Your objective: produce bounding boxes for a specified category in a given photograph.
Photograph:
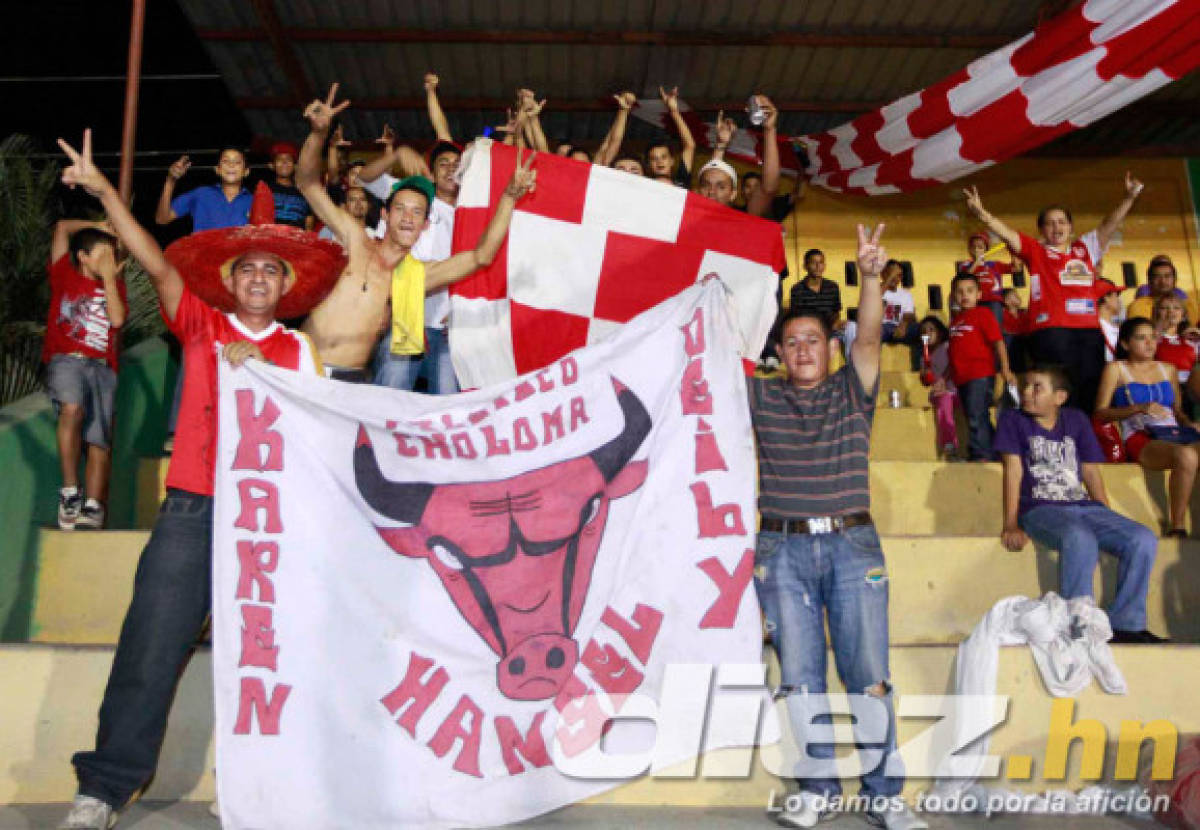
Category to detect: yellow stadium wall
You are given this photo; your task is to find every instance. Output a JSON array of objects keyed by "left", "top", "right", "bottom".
[{"left": 764, "top": 157, "right": 1200, "bottom": 322}]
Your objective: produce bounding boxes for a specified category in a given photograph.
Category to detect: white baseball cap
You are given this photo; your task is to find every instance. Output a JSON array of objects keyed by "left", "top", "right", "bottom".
[{"left": 698, "top": 158, "right": 737, "bottom": 189}]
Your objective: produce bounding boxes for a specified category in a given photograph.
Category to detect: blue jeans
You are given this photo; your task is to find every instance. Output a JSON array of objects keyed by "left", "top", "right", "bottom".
[
  {"left": 72, "top": 489, "right": 213, "bottom": 808},
  {"left": 753, "top": 526, "right": 902, "bottom": 798},
  {"left": 959, "top": 376, "right": 994, "bottom": 460},
  {"left": 1019, "top": 503, "right": 1156, "bottom": 631},
  {"left": 372, "top": 326, "right": 459, "bottom": 394}
]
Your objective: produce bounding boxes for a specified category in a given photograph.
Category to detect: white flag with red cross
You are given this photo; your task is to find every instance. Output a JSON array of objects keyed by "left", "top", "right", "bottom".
[{"left": 448, "top": 138, "right": 785, "bottom": 389}]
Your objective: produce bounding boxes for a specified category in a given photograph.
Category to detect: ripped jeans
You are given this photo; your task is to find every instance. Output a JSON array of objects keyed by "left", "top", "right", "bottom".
[{"left": 754, "top": 525, "right": 903, "bottom": 798}]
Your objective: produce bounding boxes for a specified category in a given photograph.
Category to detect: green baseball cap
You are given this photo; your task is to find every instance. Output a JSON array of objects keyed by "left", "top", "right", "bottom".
[{"left": 387, "top": 175, "right": 435, "bottom": 212}]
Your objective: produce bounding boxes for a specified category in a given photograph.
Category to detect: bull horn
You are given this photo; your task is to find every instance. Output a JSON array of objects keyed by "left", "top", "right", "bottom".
[
  {"left": 589, "top": 379, "right": 652, "bottom": 482},
  {"left": 353, "top": 425, "right": 434, "bottom": 524}
]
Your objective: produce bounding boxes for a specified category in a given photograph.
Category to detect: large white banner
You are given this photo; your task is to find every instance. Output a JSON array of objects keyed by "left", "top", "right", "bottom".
[{"left": 211, "top": 281, "right": 764, "bottom": 828}]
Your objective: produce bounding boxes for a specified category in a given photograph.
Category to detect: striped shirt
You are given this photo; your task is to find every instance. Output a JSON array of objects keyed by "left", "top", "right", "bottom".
[
  {"left": 788, "top": 278, "right": 842, "bottom": 324},
  {"left": 748, "top": 364, "right": 878, "bottom": 518}
]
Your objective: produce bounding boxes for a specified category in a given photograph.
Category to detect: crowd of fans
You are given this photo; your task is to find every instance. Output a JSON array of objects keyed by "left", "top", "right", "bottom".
[{"left": 38, "top": 73, "right": 1191, "bottom": 830}]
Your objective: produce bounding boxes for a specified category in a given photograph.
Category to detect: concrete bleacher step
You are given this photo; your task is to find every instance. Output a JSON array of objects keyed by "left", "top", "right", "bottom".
[
  {"left": 4, "top": 642, "right": 1196, "bottom": 805},
  {"left": 137, "top": 447, "right": 1199, "bottom": 525},
  {"left": 31, "top": 530, "right": 1200, "bottom": 646}
]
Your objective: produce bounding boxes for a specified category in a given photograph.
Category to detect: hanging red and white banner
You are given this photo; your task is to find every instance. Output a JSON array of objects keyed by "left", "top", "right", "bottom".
[
  {"left": 211, "top": 282, "right": 764, "bottom": 829},
  {"left": 798, "top": 0, "right": 1200, "bottom": 195},
  {"left": 448, "top": 138, "right": 784, "bottom": 390}
]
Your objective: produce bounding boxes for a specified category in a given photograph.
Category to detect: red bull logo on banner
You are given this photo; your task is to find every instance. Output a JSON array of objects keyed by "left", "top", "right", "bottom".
[{"left": 353, "top": 379, "right": 652, "bottom": 701}]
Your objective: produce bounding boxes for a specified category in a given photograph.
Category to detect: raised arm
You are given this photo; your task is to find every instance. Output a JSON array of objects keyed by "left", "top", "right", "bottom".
[
  {"left": 58, "top": 130, "right": 184, "bottom": 320},
  {"left": 745, "top": 94, "right": 780, "bottom": 218},
  {"left": 660, "top": 86, "right": 695, "bottom": 173},
  {"left": 963, "top": 186, "right": 1020, "bottom": 253},
  {"left": 850, "top": 223, "right": 887, "bottom": 392},
  {"left": 1096, "top": 172, "right": 1144, "bottom": 251},
  {"left": 357, "top": 125, "right": 431, "bottom": 187},
  {"left": 517, "top": 89, "right": 549, "bottom": 153},
  {"left": 424, "top": 73, "right": 453, "bottom": 142},
  {"left": 51, "top": 217, "right": 111, "bottom": 262},
  {"left": 324, "top": 124, "right": 351, "bottom": 186},
  {"left": 710, "top": 111, "right": 735, "bottom": 162},
  {"left": 594, "top": 92, "right": 634, "bottom": 167},
  {"left": 154, "top": 155, "right": 189, "bottom": 225},
  {"left": 298, "top": 84, "right": 362, "bottom": 245},
  {"left": 424, "top": 148, "right": 537, "bottom": 292}
]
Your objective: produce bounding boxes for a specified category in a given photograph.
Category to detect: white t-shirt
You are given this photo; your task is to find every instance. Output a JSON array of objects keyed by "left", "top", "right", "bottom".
[
  {"left": 363, "top": 172, "right": 455, "bottom": 329},
  {"left": 882, "top": 288, "right": 915, "bottom": 326}
]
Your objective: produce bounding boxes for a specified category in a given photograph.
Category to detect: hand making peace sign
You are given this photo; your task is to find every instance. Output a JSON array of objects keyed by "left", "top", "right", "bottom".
[
  {"left": 304, "top": 83, "right": 351, "bottom": 133},
  {"left": 504, "top": 145, "right": 538, "bottom": 200},
  {"left": 57, "top": 129, "right": 112, "bottom": 198},
  {"left": 856, "top": 222, "right": 888, "bottom": 278}
]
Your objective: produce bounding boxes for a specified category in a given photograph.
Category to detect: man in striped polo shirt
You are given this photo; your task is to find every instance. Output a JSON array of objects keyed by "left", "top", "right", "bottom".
[{"left": 751, "top": 225, "right": 926, "bottom": 830}]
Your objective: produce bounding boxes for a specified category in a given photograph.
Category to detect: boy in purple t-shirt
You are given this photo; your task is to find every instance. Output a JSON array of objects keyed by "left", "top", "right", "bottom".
[{"left": 994, "top": 364, "right": 1165, "bottom": 643}]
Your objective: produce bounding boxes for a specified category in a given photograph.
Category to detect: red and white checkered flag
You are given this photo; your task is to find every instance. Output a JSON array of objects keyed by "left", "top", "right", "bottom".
[
  {"left": 798, "top": 0, "right": 1200, "bottom": 195},
  {"left": 449, "top": 139, "right": 785, "bottom": 388}
]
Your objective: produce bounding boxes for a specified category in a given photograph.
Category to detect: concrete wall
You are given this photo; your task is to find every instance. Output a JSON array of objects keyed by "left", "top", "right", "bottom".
[{"left": 0, "top": 338, "right": 175, "bottom": 640}]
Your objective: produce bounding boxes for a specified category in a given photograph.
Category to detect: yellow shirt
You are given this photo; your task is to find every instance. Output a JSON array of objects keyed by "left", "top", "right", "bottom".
[{"left": 390, "top": 256, "right": 426, "bottom": 355}]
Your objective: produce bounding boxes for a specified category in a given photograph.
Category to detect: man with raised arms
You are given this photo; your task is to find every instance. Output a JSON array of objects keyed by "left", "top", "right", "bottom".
[{"left": 297, "top": 84, "right": 537, "bottom": 381}]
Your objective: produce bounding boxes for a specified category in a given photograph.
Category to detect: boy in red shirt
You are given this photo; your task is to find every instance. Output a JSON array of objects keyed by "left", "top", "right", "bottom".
[
  {"left": 54, "top": 129, "right": 346, "bottom": 830},
  {"left": 950, "top": 273, "right": 1017, "bottom": 461},
  {"left": 44, "top": 219, "right": 127, "bottom": 529}
]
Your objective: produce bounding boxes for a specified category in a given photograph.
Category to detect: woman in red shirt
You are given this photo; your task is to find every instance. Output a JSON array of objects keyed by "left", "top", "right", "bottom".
[
  {"left": 1153, "top": 294, "right": 1199, "bottom": 381},
  {"left": 963, "top": 173, "right": 1145, "bottom": 413}
]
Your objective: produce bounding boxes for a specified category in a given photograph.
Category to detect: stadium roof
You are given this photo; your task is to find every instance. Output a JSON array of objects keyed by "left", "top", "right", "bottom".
[{"left": 179, "top": 0, "right": 1200, "bottom": 156}]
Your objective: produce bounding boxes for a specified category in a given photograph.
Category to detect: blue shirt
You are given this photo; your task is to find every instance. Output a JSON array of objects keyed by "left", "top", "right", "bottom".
[
  {"left": 171, "top": 184, "right": 251, "bottom": 231},
  {"left": 267, "top": 180, "right": 311, "bottom": 228}
]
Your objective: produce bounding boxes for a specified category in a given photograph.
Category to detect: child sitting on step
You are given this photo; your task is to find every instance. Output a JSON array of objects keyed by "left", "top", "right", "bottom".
[
  {"left": 995, "top": 364, "right": 1166, "bottom": 644},
  {"left": 918, "top": 315, "right": 958, "bottom": 461}
]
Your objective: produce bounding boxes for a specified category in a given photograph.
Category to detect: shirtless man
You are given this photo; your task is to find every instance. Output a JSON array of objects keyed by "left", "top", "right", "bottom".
[{"left": 297, "top": 84, "right": 536, "bottom": 381}]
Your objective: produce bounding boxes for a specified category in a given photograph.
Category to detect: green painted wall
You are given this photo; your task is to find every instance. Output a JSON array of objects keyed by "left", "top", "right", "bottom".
[{"left": 0, "top": 338, "right": 176, "bottom": 640}]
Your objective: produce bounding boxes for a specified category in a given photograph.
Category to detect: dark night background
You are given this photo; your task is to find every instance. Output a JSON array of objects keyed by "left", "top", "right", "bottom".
[{"left": 3, "top": 0, "right": 252, "bottom": 242}]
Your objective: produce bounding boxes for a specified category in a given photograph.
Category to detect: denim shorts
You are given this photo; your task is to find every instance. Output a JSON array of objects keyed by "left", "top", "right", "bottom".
[{"left": 46, "top": 353, "right": 118, "bottom": 449}]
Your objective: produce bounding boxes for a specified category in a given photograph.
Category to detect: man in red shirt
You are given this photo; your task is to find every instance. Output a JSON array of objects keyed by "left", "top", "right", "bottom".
[
  {"left": 43, "top": 219, "right": 127, "bottom": 529},
  {"left": 949, "top": 273, "right": 1016, "bottom": 461},
  {"left": 53, "top": 130, "right": 343, "bottom": 830},
  {"left": 963, "top": 173, "right": 1144, "bottom": 412}
]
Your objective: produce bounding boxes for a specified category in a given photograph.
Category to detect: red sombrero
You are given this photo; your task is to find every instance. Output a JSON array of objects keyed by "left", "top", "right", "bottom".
[{"left": 164, "top": 181, "right": 346, "bottom": 319}]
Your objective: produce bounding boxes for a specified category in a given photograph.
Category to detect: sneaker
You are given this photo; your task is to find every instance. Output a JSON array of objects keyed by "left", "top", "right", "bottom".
[
  {"left": 865, "top": 803, "right": 928, "bottom": 830},
  {"left": 58, "top": 794, "right": 116, "bottom": 829},
  {"left": 75, "top": 499, "right": 106, "bottom": 530},
  {"left": 58, "top": 488, "right": 82, "bottom": 530},
  {"left": 208, "top": 798, "right": 220, "bottom": 818},
  {"left": 773, "top": 790, "right": 833, "bottom": 828}
]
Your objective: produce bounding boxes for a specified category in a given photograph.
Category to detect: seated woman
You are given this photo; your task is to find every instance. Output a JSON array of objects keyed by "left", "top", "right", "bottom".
[
  {"left": 1096, "top": 316, "right": 1200, "bottom": 537},
  {"left": 1153, "top": 294, "right": 1200, "bottom": 380}
]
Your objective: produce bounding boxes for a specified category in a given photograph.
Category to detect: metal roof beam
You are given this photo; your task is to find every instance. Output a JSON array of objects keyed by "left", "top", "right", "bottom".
[
  {"left": 246, "top": 0, "right": 311, "bottom": 105},
  {"left": 197, "top": 28, "right": 1014, "bottom": 49}
]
